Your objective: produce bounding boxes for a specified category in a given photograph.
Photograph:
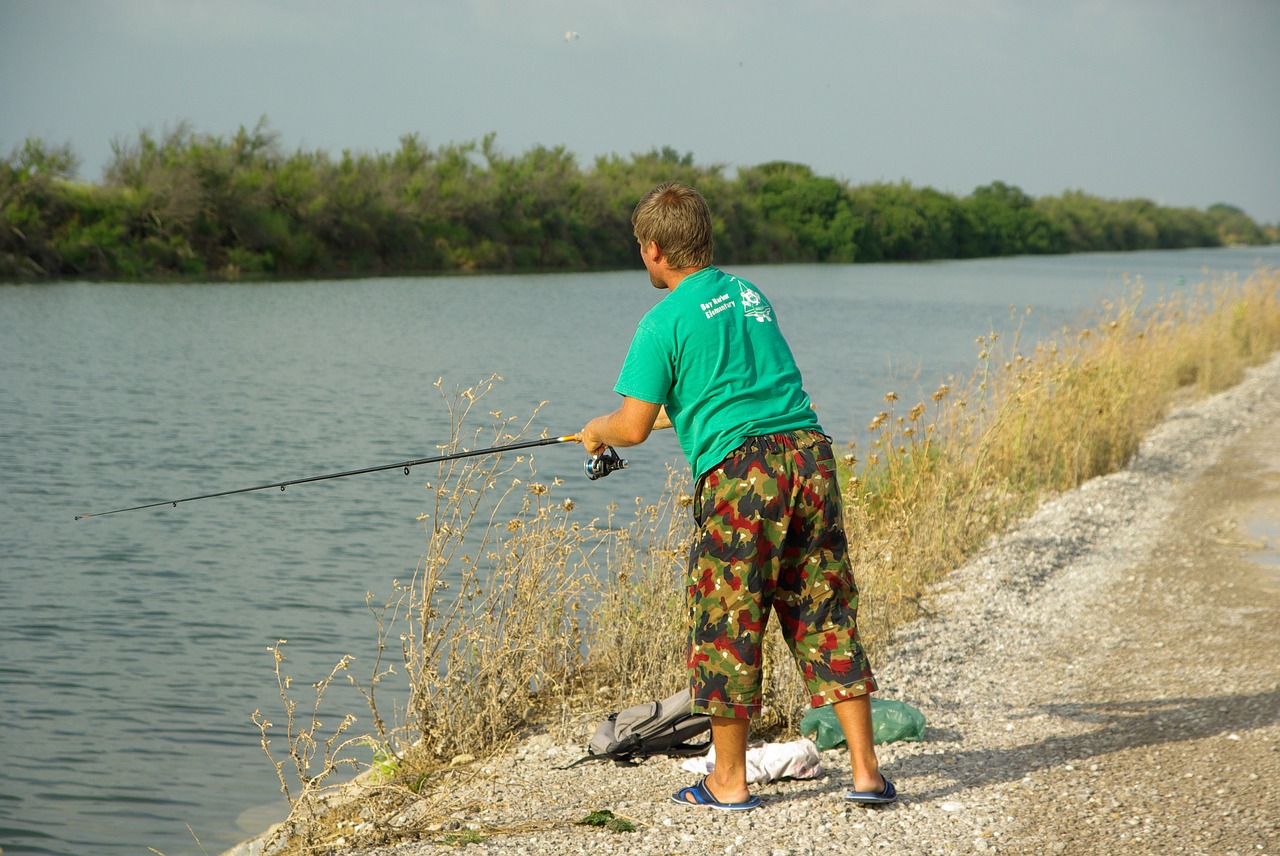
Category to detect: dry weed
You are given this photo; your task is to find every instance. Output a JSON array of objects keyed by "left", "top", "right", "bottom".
[
  {"left": 578, "top": 468, "right": 694, "bottom": 713},
  {"left": 839, "top": 267, "right": 1280, "bottom": 682}
]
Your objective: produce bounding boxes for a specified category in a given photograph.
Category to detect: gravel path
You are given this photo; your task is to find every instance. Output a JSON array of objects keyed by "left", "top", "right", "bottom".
[{"left": 229, "top": 354, "right": 1280, "bottom": 856}]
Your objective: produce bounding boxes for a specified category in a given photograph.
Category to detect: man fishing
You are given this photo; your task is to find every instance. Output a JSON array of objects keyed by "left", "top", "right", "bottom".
[{"left": 579, "top": 181, "right": 894, "bottom": 810}]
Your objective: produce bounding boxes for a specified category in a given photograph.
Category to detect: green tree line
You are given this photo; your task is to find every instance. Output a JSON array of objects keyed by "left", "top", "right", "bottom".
[{"left": 2, "top": 119, "right": 1274, "bottom": 281}]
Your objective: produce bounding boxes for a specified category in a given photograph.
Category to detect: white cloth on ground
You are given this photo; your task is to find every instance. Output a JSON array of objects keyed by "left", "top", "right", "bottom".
[{"left": 680, "top": 738, "right": 824, "bottom": 784}]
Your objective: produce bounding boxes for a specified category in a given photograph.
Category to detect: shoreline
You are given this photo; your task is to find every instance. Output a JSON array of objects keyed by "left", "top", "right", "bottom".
[
  {"left": 227, "top": 353, "right": 1280, "bottom": 855},
  {"left": 7, "top": 243, "right": 1279, "bottom": 288}
]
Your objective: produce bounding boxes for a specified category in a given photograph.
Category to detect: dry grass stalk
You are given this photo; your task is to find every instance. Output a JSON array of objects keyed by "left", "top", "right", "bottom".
[
  {"left": 842, "top": 266, "right": 1280, "bottom": 664},
  {"left": 251, "top": 640, "right": 366, "bottom": 851},
  {"left": 398, "top": 375, "right": 605, "bottom": 762},
  {"left": 578, "top": 468, "right": 695, "bottom": 712}
]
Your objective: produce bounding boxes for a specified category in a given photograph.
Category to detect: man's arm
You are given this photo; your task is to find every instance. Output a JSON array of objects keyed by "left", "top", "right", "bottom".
[{"left": 580, "top": 397, "right": 666, "bottom": 455}]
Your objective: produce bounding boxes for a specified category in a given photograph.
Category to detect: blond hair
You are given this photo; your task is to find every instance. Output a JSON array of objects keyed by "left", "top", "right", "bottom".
[{"left": 631, "top": 181, "right": 714, "bottom": 270}]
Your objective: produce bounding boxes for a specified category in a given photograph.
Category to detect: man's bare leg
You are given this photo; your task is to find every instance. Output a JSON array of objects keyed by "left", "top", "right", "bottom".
[
  {"left": 833, "top": 695, "right": 886, "bottom": 794},
  {"left": 684, "top": 715, "right": 753, "bottom": 804}
]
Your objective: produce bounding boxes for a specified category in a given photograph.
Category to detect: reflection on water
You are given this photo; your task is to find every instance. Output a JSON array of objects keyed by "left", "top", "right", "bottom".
[{"left": 2, "top": 246, "right": 1277, "bottom": 855}]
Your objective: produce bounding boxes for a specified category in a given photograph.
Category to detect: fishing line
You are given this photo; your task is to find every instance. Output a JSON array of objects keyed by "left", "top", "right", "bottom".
[{"left": 75, "top": 435, "right": 626, "bottom": 520}]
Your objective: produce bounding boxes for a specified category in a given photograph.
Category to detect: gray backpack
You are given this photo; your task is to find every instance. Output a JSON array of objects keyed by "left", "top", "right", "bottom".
[{"left": 565, "top": 688, "right": 711, "bottom": 767}]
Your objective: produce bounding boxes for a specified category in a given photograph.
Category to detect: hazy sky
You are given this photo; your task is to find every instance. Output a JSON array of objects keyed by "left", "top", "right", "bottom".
[{"left": 3, "top": 0, "right": 1277, "bottom": 223}]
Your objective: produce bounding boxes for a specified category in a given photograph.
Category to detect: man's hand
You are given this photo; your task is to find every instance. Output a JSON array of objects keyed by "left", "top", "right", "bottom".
[
  {"left": 578, "top": 416, "right": 609, "bottom": 456},
  {"left": 578, "top": 398, "right": 663, "bottom": 455}
]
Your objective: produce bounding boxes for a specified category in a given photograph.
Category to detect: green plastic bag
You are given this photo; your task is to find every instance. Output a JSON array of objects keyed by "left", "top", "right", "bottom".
[{"left": 799, "top": 698, "right": 926, "bottom": 749}]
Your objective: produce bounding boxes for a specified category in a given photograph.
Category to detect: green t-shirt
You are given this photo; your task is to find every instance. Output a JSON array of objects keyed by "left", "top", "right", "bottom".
[{"left": 614, "top": 266, "right": 821, "bottom": 479}]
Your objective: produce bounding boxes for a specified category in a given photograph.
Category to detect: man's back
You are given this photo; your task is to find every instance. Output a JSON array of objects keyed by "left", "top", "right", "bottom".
[{"left": 614, "top": 266, "right": 819, "bottom": 479}]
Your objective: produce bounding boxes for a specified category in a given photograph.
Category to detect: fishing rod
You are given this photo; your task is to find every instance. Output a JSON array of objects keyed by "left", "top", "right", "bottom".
[{"left": 75, "top": 436, "right": 628, "bottom": 520}]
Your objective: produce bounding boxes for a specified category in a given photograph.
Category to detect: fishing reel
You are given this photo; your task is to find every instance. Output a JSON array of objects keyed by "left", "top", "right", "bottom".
[{"left": 585, "top": 446, "right": 628, "bottom": 480}]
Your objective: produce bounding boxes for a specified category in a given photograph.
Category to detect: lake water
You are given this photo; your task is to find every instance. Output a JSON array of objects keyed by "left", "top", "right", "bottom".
[{"left": 2, "top": 246, "right": 1277, "bottom": 855}]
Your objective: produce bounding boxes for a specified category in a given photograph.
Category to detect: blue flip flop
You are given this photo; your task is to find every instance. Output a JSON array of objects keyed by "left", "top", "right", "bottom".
[
  {"left": 671, "top": 776, "right": 762, "bottom": 811},
  {"left": 844, "top": 776, "right": 897, "bottom": 805}
]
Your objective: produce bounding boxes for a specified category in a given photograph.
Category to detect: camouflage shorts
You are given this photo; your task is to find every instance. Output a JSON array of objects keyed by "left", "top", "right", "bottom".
[{"left": 687, "top": 429, "right": 877, "bottom": 719}]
